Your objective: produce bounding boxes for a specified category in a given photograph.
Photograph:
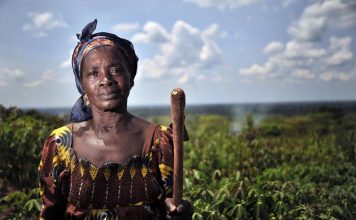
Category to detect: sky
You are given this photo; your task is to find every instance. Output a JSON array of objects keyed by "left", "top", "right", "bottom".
[{"left": 0, "top": 0, "right": 355, "bottom": 108}]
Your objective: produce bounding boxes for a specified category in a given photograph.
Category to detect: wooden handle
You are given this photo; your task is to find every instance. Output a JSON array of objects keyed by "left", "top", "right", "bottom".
[{"left": 170, "top": 88, "right": 185, "bottom": 207}]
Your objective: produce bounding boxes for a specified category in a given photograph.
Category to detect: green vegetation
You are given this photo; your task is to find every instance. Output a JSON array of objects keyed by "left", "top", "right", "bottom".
[
  {"left": 0, "top": 105, "right": 355, "bottom": 219},
  {"left": 0, "top": 105, "right": 66, "bottom": 219}
]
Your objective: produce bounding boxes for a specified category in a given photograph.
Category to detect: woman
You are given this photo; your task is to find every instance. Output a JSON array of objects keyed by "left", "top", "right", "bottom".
[{"left": 39, "top": 19, "right": 192, "bottom": 220}]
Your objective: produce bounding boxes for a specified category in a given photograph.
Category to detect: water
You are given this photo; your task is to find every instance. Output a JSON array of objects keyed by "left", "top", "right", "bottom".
[{"left": 26, "top": 100, "right": 356, "bottom": 118}]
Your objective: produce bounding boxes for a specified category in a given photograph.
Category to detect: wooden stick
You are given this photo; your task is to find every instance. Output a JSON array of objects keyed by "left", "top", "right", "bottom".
[{"left": 170, "top": 88, "right": 185, "bottom": 207}]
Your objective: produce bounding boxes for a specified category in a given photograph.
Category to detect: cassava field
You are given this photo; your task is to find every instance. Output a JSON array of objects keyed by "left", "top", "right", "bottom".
[{"left": 0, "top": 103, "right": 355, "bottom": 219}]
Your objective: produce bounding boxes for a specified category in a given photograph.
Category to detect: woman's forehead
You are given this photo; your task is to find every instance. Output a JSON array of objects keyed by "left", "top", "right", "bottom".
[
  {"left": 83, "top": 46, "right": 126, "bottom": 64},
  {"left": 87, "top": 46, "right": 123, "bottom": 57}
]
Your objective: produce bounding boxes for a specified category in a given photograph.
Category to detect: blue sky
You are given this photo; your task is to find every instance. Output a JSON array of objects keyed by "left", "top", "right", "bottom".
[{"left": 0, "top": 0, "right": 355, "bottom": 108}]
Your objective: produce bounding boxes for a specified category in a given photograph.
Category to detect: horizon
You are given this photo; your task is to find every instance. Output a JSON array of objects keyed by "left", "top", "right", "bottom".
[{"left": 6, "top": 98, "right": 355, "bottom": 110}]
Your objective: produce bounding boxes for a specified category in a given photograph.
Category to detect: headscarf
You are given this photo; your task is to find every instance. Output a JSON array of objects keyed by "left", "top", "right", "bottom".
[{"left": 70, "top": 19, "right": 139, "bottom": 122}]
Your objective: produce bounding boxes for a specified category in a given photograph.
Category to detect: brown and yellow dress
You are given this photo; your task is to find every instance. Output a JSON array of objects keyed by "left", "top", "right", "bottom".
[{"left": 39, "top": 124, "right": 174, "bottom": 220}]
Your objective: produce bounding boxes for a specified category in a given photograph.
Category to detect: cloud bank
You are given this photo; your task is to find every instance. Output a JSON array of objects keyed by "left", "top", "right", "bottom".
[
  {"left": 131, "top": 20, "right": 226, "bottom": 84},
  {"left": 239, "top": 0, "right": 356, "bottom": 82}
]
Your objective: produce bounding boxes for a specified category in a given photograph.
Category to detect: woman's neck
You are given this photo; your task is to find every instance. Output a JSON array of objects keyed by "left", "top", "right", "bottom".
[{"left": 90, "top": 107, "right": 132, "bottom": 137}]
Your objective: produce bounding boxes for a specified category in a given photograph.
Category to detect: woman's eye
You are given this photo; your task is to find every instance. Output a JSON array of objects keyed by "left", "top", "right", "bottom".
[
  {"left": 110, "top": 68, "right": 122, "bottom": 75},
  {"left": 88, "top": 71, "right": 97, "bottom": 76}
]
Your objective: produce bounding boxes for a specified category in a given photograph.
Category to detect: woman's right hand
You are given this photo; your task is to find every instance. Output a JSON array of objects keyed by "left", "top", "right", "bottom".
[{"left": 165, "top": 198, "right": 194, "bottom": 220}]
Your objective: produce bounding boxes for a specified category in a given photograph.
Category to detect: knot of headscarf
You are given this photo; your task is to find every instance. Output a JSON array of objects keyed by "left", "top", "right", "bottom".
[{"left": 70, "top": 19, "right": 138, "bottom": 122}]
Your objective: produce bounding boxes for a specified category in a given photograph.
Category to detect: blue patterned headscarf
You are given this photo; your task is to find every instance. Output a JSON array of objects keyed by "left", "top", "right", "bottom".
[{"left": 70, "top": 19, "right": 138, "bottom": 122}]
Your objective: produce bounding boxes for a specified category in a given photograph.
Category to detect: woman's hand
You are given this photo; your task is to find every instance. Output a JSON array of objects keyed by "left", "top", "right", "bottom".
[{"left": 165, "top": 198, "right": 194, "bottom": 220}]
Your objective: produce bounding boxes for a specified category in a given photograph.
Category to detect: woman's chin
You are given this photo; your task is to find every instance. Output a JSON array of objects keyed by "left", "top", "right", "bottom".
[{"left": 99, "top": 99, "right": 126, "bottom": 112}]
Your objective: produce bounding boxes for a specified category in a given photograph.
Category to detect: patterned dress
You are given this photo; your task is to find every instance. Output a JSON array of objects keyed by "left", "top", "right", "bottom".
[{"left": 39, "top": 123, "right": 175, "bottom": 220}]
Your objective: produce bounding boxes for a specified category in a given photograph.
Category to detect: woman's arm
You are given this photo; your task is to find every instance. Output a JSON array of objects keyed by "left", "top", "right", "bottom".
[
  {"left": 39, "top": 134, "right": 67, "bottom": 220},
  {"left": 154, "top": 125, "right": 193, "bottom": 220}
]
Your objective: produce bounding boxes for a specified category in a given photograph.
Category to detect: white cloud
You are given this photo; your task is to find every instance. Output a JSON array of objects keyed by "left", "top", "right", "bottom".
[
  {"left": 2, "top": 68, "right": 25, "bottom": 80},
  {"left": 240, "top": 36, "right": 354, "bottom": 82},
  {"left": 263, "top": 41, "right": 284, "bottom": 54},
  {"left": 0, "top": 68, "right": 25, "bottom": 86},
  {"left": 23, "top": 12, "right": 68, "bottom": 37},
  {"left": 288, "top": 15, "right": 326, "bottom": 42},
  {"left": 288, "top": 0, "right": 356, "bottom": 42},
  {"left": 292, "top": 69, "right": 315, "bottom": 79},
  {"left": 112, "top": 22, "right": 140, "bottom": 33},
  {"left": 319, "top": 71, "right": 352, "bottom": 81},
  {"left": 284, "top": 40, "right": 326, "bottom": 59},
  {"left": 24, "top": 70, "right": 56, "bottom": 87},
  {"left": 183, "top": 0, "right": 260, "bottom": 10},
  {"left": 199, "top": 24, "right": 223, "bottom": 67},
  {"left": 60, "top": 51, "right": 72, "bottom": 68},
  {"left": 202, "top": 23, "right": 228, "bottom": 39},
  {"left": 136, "top": 20, "right": 225, "bottom": 83},
  {"left": 132, "top": 21, "right": 169, "bottom": 44},
  {"left": 326, "top": 36, "right": 353, "bottom": 66},
  {"left": 239, "top": 0, "right": 356, "bottom": 83},
  {"left": 240, "top": 64, "right": 268, "bottom": 76}
]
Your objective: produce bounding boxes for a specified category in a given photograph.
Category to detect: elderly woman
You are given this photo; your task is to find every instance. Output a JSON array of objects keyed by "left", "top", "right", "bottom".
[{"left": 39, "top": 19, "right": 192, "bottom": 220}]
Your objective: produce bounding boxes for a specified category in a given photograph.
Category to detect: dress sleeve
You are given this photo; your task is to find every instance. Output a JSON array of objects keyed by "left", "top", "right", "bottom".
[
  {"left": 38, "top": 129, "right": 69, "bottom": 220},
  {"left": 153, "top": 124, "right": 189, "bottom": 198},
  {"left": 153, "top": 125, "right": 174, "bottom": 197}
]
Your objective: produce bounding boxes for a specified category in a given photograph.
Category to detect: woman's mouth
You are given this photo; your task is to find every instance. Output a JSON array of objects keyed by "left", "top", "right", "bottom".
[{"left": 99, "top": 91, "right": 121, "bottom": 99}]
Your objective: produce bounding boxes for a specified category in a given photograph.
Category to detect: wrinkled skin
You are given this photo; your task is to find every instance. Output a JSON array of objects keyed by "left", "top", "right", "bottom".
[
  {"left": 81, "top": 46, "right": 132, "bottom": 113},
  {"left": 72, "top": 46, "right": 192, "bottom": 219}
]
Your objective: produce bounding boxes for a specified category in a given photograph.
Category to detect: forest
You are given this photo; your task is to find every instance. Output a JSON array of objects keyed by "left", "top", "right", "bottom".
[{"left": 0, "top": 104, "right": 355, "bottom": 219}]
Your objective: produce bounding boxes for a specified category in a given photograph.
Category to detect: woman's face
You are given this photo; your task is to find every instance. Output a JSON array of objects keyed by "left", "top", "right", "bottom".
[{"left": 81, "top": 46, "right": 132, "bottom": 112}]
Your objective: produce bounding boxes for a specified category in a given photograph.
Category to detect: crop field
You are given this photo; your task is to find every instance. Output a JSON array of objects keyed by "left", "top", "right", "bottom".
[{"left": 0, "top": 104, "right": 355, "bottom": 219}]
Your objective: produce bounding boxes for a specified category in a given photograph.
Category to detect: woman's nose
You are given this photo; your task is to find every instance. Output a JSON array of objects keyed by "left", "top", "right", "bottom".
[{"left": 99, "top": 71, "right": 114, "bottom": 86}]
